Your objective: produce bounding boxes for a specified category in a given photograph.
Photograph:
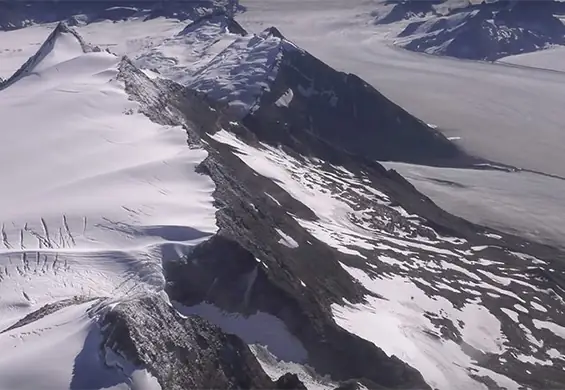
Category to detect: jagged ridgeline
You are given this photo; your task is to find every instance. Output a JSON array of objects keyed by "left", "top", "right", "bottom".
[{"left": 0, "top": 6, "right": 564, "bottom": 390}]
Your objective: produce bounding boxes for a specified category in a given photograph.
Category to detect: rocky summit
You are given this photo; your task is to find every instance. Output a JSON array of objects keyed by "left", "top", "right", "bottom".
[{"left": 0, "top": 2, "right": 564, "bottom": 390}]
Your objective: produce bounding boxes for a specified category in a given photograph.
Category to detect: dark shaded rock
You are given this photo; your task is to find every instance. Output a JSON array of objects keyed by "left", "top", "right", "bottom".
[
  {"left": 164, "top": 234, "right": 430, "bottom": 390},
  {"left": 177, "top": 12, "right": 248, "bottom": 37},
  {"left": 99, "top": 295, "right": 277, "bottom": 390},
  {"left": 276, "top": 373, "right": 307, "bottom": 390},
  {"left": 2, "top": 296, "right": 97, "bottom": 333},
  {"left": 265, "top": 26, "right": 285, "bottom": 39}
]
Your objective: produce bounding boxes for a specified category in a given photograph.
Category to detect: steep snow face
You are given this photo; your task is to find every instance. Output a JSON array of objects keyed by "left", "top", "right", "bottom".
[
  {"left": 134, "top": 16, "right": 285, "bottom": 116},
  {"left": 0, "top": 32, "right": 217, "bottom": 330},
  {"left": 32, "top": 26, "right": 85, "bottom": 72},
  {"left": 0, "top": 24, "right": 53, "bottom": 79},
  {"left": 0, "top": 24, "right": 89, "bottom": 90}
]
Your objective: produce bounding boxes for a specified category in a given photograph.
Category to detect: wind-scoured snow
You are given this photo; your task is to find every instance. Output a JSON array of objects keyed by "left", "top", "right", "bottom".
[
  {"left": 0, "top": 28, "right": 217, "bottom": 333},
  {"left": 5, "top": 3, "right": 565, "bottom": 250},
  {"left": 134, "top": 15, "right": 285, "bottom": 116},
  {"left": 2, "top": 6, "right": 565, "bottom": 389},
  {"left": 76, "top": 17, "right": 184, "bottom": 57},
  {"left": 72, "top": 15, "right": 288, "bottom": 117}
]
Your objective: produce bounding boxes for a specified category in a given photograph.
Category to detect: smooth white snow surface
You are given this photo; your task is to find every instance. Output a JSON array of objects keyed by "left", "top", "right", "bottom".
[
  {"left": 33, "top": 28, "right": 85, "bottom": 73},
  {"left": 499, "top": 47, "right": 565, "bottom": 73},
  {"left": 0, "top": 28, "right": 216, "bottom": 340},
  {"left": 382, "top": 161, "right": 565, "bottom": 248}
]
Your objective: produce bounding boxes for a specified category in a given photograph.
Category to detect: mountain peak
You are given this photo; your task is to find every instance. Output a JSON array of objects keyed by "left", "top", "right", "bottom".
[
  {"left": 0, "top": 22, "right": 92, "bottom": 90},
  {"left": 177, "top": 12, "right": 248, "bottom": 37}
]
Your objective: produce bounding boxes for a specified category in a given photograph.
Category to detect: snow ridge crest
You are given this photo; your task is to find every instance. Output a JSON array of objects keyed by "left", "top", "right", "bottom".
[{"left": 0, "top": 22, "right": 95, "bottom": 91}]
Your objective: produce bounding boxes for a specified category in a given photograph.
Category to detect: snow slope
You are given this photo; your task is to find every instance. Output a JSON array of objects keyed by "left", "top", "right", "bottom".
[
  {"left": 0, "top": 28, "right": 216, "bottom": 332},
  {"left": 0, "top": 24, "right": 53, "bottom": 79},
  {"left": 0, "top": 300, "right": 161, "bottom": 390}
]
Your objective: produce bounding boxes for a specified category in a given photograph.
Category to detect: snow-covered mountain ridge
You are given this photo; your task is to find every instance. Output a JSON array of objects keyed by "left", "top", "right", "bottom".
[
  {"left": 0, "top": 4, "right": 564, "bottom": 390},
  {"left": 375, "top": 0, "right": 565, "bottom": 61}
]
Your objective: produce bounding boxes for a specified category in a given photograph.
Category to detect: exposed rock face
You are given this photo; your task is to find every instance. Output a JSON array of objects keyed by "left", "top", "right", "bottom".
[
  {"left": 98, "top": 295, "right": 277, "bottom": 390},
  {"left": 397, "top": 0, "right": 565, "bottom": 60},
  {"left": 275, "top": 373, "right": 308, "bottom": 389}
]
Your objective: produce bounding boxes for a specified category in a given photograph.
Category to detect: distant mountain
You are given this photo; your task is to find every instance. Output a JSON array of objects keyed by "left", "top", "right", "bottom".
[
  {"left": 385, "top": 0, "right": 565, "bottom": 61},
  {"left": 372, "top": 0, "right": 443, "bottom": 25},
  {"left": 0, "top": 0, "right": 243, "bottom": 30}
]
